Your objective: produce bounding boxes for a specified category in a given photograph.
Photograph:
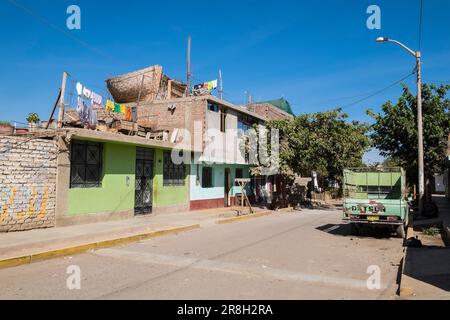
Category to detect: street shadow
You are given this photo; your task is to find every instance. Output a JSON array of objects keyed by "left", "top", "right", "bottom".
[
  {"left": 403, "top": 247, "right": 450, "bottom": 292},
  {"left": 316, "top": 223, "right": 396, "bottom": 239}
]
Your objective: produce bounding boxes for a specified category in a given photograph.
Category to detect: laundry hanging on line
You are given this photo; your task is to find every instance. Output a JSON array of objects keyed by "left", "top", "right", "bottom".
[
  {"left": 124, "top": 107, "right": 132, "bottom": 121},
  {"left": 76, "top": 82, "right": 104, "bottom": 106},
  {"left": 106, "top": 99, "right": 115, "bottom": 112},
  {"left": 91, "top": 91, "right": 102, "bottom": 106},
  {"left": 192, "top": 79, "right": 218, "bottom": 93}
]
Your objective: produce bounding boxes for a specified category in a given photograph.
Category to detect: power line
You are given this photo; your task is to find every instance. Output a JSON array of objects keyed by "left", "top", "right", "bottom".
[
  {"left": 426, "top": 80, "right": 450, "bottom": 84},
  {"left": 4, "top": 0, "right": 121, "bottom": 63},
  {"left": 340, "top": 72, "right": 415, "bottom": 109},
  {"left": 286, "top": 72, "right": 416, "bottom": 111}
]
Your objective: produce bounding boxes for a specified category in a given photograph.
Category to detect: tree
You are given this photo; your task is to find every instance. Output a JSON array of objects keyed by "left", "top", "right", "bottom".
[
  {"left": 250, "top": 109, "right": 370, "bottom": 186},
  {"left": 368, "top": 83, "right": 450, "bottom": 185}
]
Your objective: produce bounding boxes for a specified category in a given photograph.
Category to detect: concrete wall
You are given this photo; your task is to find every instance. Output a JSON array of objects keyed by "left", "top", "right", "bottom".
[
  {"left": 0, "top": 136, "right": 57, "bottom": 232},
  {"left": 203, "top": 107, "right": 246, "bottom": 164}
]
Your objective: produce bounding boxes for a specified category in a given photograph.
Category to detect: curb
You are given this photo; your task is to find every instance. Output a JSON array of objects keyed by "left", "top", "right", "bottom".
[
  {"left": 0, "top": 224, "right": 200, "bottom": 270},
  {"left": 216, "top": 211, "right": 273, "bottom": 225},
  {"left": 398, "top": 246, "right": 412, "bottom": 298},
  {"left": 444, "top": 225, "right": 450, "bottom": 246}
]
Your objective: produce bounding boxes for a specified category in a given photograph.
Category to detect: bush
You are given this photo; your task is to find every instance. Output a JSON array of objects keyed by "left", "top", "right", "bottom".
[{"left": 26, "top": 113, "right": 40, "bottom": 123}]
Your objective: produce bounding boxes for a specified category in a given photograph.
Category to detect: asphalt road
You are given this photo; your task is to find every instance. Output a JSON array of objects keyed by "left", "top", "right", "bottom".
[{"left": 0, "top": 208, "right": 404, "bottom": 300}]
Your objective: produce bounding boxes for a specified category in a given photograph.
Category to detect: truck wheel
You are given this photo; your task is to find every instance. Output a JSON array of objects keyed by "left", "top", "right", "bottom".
[
  {"left": 396, "top": 224, "right": 406, "bottom": 239},
  {"left": 350, "top": 223, "right": 359, "bottom": 236}
]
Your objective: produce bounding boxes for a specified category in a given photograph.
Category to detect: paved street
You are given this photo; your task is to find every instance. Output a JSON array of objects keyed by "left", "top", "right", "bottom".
[{"left": 0, "top": 208, "right": 404, "bottom": 300}]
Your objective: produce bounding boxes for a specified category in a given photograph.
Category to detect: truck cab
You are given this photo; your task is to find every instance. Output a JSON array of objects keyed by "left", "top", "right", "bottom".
[{"left": 342, "top": 167, "right": 409, "bottom": 238}]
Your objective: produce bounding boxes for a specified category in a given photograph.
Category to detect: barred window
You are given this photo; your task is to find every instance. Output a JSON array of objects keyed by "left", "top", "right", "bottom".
[
  {"left": 163, "top": 151, "right": 185, "bottom": 186},
  {"left": 202, "top": 167, "right": 213, "bottom": 188},
  {"left": 70, "top": 140, "right": 103, "bottom": 188}
]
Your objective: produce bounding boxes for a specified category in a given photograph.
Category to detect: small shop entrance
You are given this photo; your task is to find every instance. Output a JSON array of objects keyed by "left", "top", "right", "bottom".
[{"left": 135, "top": 147, "right": 154, "bottom": 215}]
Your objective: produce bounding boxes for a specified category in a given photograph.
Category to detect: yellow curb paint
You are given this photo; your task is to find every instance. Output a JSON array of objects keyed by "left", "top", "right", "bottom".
[
  {"left": 399, "top": 286, "right": 414, "bottom": 298},
  {"left": 0, "top": 224, "right": 200, "bottom": 270},
  {"left": 216, "top": 211, "right": 272, "bottom": 225},
  {"left": 0, "top": 256, "right": 31, "bottom": 269},
  {"left": 406, "top": 226, "right": 415, "bottom": 239}
]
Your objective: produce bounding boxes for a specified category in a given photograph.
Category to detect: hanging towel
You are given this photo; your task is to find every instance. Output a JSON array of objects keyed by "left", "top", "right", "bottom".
[
  {"left": 207, "top": 80, "right": 218, "bottom": 90},
  {"left": 120, "top": 105, "right": 126, "bottom": 114},
  {"left": 82, "top": 87, "right": 92, "bottom": 99},
  {"left": 88, "top": 108, "right": 98, "bottom": 128},
  {"left": 106, "top": 100, "right": 115, "bottom": 112},
  {"left": 114, "top": 102, "right": 121, "bottom": 113},
  {"left": 91, "top": 91, "right": 102, "bottom": 106},
  {"left": 76, "top": 82, "right": 83, "bottom": 96},
  {"left": 124, "top": 107, "right": 132, "bottom": 121},
  {"left": 77, "top": 97, "right": 89, "bottom": 125}
]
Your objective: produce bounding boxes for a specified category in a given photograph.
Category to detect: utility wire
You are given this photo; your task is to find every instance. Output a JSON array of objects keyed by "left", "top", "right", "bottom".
[
  {"left": 287, "top": 72, "right": 416, "bottom": 111},
  {"left": 4, "top": 0, "right": 121, "bottom": 63},
  {"left": 340, "top": 72, "right": 415, "bottom": 109}
]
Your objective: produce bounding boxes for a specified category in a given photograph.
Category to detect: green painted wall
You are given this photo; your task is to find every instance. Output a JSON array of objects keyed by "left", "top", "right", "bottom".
[
  {"left": 68, "top": 142, "right": 189, "bottom": 216},
  {"left": 68, "top": 142, "right": 136, "bottom": 216},
  {"left": 152, "top": 149, "right": 189, "bottom": 207}
]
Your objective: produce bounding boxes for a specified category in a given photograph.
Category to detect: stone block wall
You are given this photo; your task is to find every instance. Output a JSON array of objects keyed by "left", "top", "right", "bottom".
[{"left": 0, "top": 136, "right": 57, "bottom": 232}]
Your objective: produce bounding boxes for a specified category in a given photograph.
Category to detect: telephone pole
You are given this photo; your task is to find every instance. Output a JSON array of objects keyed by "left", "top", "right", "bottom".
[
  {"left": 219, "top": 69, "right": 223, "bottom": 100},
  {"left": 187, "top": 35, "right": 192, "bottom": 96}
]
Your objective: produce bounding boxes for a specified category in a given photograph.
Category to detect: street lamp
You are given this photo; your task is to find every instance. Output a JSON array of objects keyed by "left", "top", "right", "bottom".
[{"left": 376, "top": 37, "right": 424, "bottom": 215}]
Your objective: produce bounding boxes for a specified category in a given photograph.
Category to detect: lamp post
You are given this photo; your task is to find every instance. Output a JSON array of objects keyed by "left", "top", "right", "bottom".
[{"left": 376, "top": 37, "right": 424, "bottom": 215}]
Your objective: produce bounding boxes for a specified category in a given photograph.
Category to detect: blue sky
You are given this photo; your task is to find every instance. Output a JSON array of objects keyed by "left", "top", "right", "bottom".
[{"left": 1, "top": 0, "right": 450, "bottom": 162}]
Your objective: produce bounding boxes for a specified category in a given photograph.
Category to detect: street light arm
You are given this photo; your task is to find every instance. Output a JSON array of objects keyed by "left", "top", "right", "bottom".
[{"left": 385, "top": 38, "right": 418, "bottom": 57}]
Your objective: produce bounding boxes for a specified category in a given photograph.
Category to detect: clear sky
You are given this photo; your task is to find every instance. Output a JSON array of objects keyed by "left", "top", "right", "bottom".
[{"left": 1, "top": 0, "right": 449, "bottom": 162}]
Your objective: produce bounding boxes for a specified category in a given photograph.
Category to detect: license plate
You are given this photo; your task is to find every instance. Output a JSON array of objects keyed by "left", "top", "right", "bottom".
[{"left": 367, "top": 216, "right": 379, "bottom": 221}]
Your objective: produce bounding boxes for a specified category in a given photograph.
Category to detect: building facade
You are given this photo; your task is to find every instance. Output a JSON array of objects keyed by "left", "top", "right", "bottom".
[{"left": 136, "top": 95, "right": 266, "bottom": 210}]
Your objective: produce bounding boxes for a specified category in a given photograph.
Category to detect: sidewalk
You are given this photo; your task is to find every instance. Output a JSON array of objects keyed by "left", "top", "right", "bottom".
[
  {"left": 400, "top": 195, "right": 450, "bottom": 299},
  {"left": 0, "top": 206, "right": 272, "bottom": 269}
]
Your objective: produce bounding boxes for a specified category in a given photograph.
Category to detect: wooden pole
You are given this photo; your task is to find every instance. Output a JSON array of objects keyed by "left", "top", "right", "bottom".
[
  {"left": 167, "top": 80, "right": 172, "bottom": 99},
  {"left": 46, "top": 89, "right": 62, "bottom": 129},
  {"left": 57, "top": 71, "right": 68, "bottom": 128},
  {"left": 131, "top": 74, "right": 146, "bottom": 136}
]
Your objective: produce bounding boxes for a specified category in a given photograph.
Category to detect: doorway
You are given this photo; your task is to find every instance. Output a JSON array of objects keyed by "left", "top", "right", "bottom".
[
  {"left": 224, "top": 168, "right": 231, "bottom": 207},
  {"left": 135, "top": 147, "right": 154, "bottom": 215}
]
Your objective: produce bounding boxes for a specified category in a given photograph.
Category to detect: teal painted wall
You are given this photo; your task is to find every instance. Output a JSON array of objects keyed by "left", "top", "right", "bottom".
[
  {"left": 152, "top": 149, "right": 189, "bottom": 207},
  {"left": 68, "top": 142, "right": 136, "bottom": 216},
  {"left": 190, "top": 164, "right": 250, "bottom": 201}
]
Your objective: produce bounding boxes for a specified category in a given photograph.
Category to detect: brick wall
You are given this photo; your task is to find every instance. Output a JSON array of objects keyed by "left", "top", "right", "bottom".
[
  {"left": 0, "top": 136, "right": 57, "bottom": 232},
  {"left": 137, "top": 99, "right": 206, "bottom": 147},
  {"left": 247, "top": 103, "right": 293, "bottom": 121}
]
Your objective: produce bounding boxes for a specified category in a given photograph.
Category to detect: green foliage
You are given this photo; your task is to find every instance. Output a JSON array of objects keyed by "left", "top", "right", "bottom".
[
  {"left": 368, "top": 83, "right": 450, "bottom": 184},
  {"left": 0, "top": 121, "right": 12, "bottom": 126},
  {"left": 26, "top": 112, "right": 40, "bottom": 123},
  {"left": 250, "top": 109, "right": 370, "bottom": 183}
]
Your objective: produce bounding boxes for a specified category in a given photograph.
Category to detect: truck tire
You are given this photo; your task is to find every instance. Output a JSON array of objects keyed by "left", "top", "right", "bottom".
[{"left": 396, "top": 224, "right": 406, "bottom": 239}]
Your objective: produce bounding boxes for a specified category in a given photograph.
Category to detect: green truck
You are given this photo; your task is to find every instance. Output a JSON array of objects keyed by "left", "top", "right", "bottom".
[{"left": 342, "top": 167, "right": 409, "bottom": 238}]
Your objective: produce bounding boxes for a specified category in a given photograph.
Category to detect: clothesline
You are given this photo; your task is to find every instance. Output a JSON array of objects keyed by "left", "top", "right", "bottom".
[{"left": 64, "top": 74, "right": 135, "bottom": 128}]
